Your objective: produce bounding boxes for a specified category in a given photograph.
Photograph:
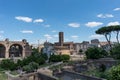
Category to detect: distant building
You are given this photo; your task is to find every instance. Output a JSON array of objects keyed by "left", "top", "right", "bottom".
[
  {"left": 81, "top": 41, "right": 90, "bottom": 52},
  {"left": 42, "top": 33, "right": 114, "bottom": 57},
  {"left": 74, "top": 39, "right": 113, "bottom": 53},
  {"left": 0, "top": 39, "right": 32, "bottom": 60},
  {"left": 74, "top": 41, "right": 89, "bottom": 54},
  {"left": 99, "top": 42, "right": 111, "bottom": 51},
  {"left": 54, "top": 32, "right": 75, "bottom": 55},
  {"left": 89, "top": 39, "right": 100, "bottom": 48},
  {"left": 31, "top": 43, "right": 44, "bottom": 52},
  {"left": 43, "top": 32, "right": 76, "bottom": 56},
  {"left": 38, "top": 44, "right": 44, "bottom": 52},
  {"left": 31, "top": 44, "right": 38, "bottom": 49},
  {"left": 43, "top": 41, "right": 54, "bottom": 58},
  {"left": 73, "top": 43, "right": 81, "bottom": 54}
]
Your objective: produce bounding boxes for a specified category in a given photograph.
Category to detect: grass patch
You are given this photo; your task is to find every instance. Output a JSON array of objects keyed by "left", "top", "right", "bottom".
[
  {"left": 39, "top": 63, "right": 52, "bottom": 68},
  {"left": 0, "top": 71, "right": 7, "bottom": 80},
  {"left": 49, "top": 64, "right": 63, "bottom": 70},
  {"left": 82, "top": 69, "right": 108, "bottom": 79},
  {"left": 10, "top": 71, "right": 19, "bottom": 75},
  {"left": 0, "top": 67, "right": 4, "bottom": 72}
]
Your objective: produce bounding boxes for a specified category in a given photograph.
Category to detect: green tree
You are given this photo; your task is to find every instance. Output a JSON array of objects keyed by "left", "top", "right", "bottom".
[
  {"left": 61, "top": 54, "right": 70, "bottom": 62},
  {"left": 111, "top": 44, "right": 120, "bottom": 59},
  {"left": 37, "top": 57, "right": 45, "bottom": 65},
  {"left": 17, "top": 59, "right": 23, "bottom": 67},
  {"left": 16, "top": 52, "right": 46, "bottom": 68},
  {"left": 32, "top": 48, "right": 39, "bottom": 54},
  {"left": 23, "top": 62, "right": 39, "bottom": 73},
  {"left": 96, "top": 26, "right": 112, "bottom": 49},
  {"left": 40, "top": 53, "right": 48, "bottom": 60},
  {"left": 24, "top": 52, "right": 46, "bottom": 65},
  {"left": 108, "top": 65, "right": 120, "bottom": 80},
  {"left": 49, "top": 54, "right": 62, "bottom": 62},
  {"left": 0, "top": 59, "right": 17, "bottom": 70},
  {"left": 99, "top": 64, "right": 106, "bottom": 72},
  {"left": 29, "top": 62, "right": 39, "bottom": 71},
  {"left": 85, "top": 47, "right": 107, "bottom": 59},
  {"left": 23, "top": 65, "right": 33, "bottom": 73},
  {"left": 96, "top": 25, "right": 120, "bottom": 49},
  {"left": 111, "top": 25, "right": 120, "bottom": 43},
  {"left": 49, "top": 54, "right": 70, "bottom": 62}
]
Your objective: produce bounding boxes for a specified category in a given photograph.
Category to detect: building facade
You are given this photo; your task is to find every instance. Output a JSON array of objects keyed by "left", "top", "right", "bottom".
[
  {"left": 74, "top": 41, "right": 90, "bottom": 54},
  {"left": 0, "top": 39, "right": 32, "bottom": 60},
  {"left": 42, "top": 32, "right": 112, "bottom": 57},
  {"left": 54, "top": 32, "right": 75, "bottom": 55},
  {"left": 43, "top": 32, "right": 76, "bottom": 56},
  {"left": 43, "top": 41, "right": 54, "bottom": 58}
]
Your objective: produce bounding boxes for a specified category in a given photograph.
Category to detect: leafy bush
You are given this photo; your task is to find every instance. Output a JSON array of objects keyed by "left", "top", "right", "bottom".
[
  {"left": 40, "top": 53, "right": 48, "bottom": 60},
  {"left": 85, "top": 47, "right": 107, "bottom": 59},
  {"left": 61, "top": 54, "right": 70, "bottom": 62},
  {"left": 0, "top": 51, "right": 47, "bottom": 71},
  {"left": 99, "top": 64, "right": 106, "bottom": 72},
  {"left": 23, "top": 65, "right": 33, "bottom": 73},
  {"left": 23, "top": 62, "right": 39, "bottom": 73},
  {"left": 0, "top": 59, "right": 17, "bottom": 70},
  {"left": 29, "top": 62, "right": 39, "bottom": 70},
  {"left": 108, "top": 65, "right": 120, "bottom": 80},
  {"left": 111, "top": 44, "right": 120, "bottom": 59},
  {"left": 49, "top": 54, "right": 70, "bottom": 62},
  {"left": 17, "top": 53, "right": 46, "bottom": 67},
  {"left": 49, "top": 55, "right": 62, "bottom": 62}
]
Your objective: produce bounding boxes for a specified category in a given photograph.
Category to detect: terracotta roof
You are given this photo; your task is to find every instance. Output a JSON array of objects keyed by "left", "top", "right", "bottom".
[{"left": 99, "top": 42, "right": 108, "bottom": 46}]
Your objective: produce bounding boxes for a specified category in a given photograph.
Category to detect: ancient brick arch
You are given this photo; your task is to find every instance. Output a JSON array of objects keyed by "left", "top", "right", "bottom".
[
  {"left": 9, "top": 44, "right": 23, "bottom": 57},
  {"left": 0, "top": 39, "right": 32, "bottom": 60},
  {"left": 0, "top": 44, "right": 6, "bottom": 58}
]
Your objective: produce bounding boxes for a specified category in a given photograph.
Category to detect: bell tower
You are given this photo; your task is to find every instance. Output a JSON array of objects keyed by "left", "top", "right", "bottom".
[{"left": 59, "top": 32, "right": 64, "bottom": 46}]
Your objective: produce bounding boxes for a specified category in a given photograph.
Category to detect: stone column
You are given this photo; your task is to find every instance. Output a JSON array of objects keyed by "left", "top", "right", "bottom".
[
  {"left": 34, "top": 75, "right": 39, "bottom": 80},
  {"left": 22, "top": 48, "right": 25, "bottom": 58},
  {"left": 5, "top": 47, "right": 9, "bottom": 58}
]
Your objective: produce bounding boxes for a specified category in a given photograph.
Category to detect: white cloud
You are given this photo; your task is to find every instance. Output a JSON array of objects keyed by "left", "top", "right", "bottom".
[
  {"left": 15, "top": 16, "right": 32, "bottom": 22},
  {"left": 113, "top": 8, "right": 120, "bottom": 11},
  {"left": 13, "top": 39, "right": 22, "bottom": 41},
  {"left": 65, "top": 38, "right": 69, "bottom": 42},
  {"left": 43, "top": 24, "right": 51, "bottom": 27},
  {"left": 0, "top": 34, "right": 4, "bottom": 40},
  {"left": 38, "top": 39, "right": 46, "bottom": 44},
  {"left": 0, "top": 35, "right": 2, "bottom": 38},
  {"left": 20, "top": 30, "right": 33, "bottom": 33},
  {"left": 111, "top": 37, "right": 120, "bottom": 42},
  {"left": 89, "top": 34, "right": 104, "bottom": 39},
  {"left": 0, "top": 31, "right": 4, "bottom": 40},
  {"left": 0, "top": 31, "right": 4, "bottom": 33},
  {"left": 97, "top": 14, "right": 114, "bottom": 18},
  {"left": 68, "top": 23, "right": 80, "bottom": 28},
  {"left": 44, "top": 34, "right": 58, "bottom": 41},
  {"left": 52, "top": 30, "right": 57, "bottom": 33},
  {"left": 71, "top": 35, "right": 79, "bottom": 39},
  {"left": 85, "top": 22, "right": 103, "bottom": 28},
  {"left": 53, "top": 34, "right": 58, "bottom": 38},
  {"left": 44, "top": 34, "right": 52, "bottom": 39},
  {"left": 107, "top": 21, "right": 120, "bottom": 26},
  {"left": 33, "top": 19, "right": 44, "bottom": 23},
  {"left": 106, "top": 14, "right": 114, "bottom": 18}
]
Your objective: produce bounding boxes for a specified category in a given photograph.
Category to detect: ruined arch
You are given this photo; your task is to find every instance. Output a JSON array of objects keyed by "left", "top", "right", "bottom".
[
  {"left": 9, "top": 44, "right": 23, "bottom": 57},
  {"left": 0, "top": 44, "right": 6, "bottom": 58}
]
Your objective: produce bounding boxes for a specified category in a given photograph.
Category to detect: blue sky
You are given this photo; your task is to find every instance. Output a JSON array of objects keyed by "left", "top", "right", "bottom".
[{"left": 0, "top": 0, "right": 120, "bottom": 44}]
